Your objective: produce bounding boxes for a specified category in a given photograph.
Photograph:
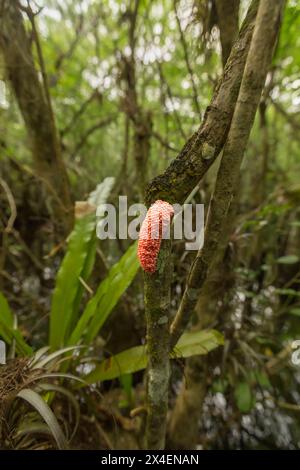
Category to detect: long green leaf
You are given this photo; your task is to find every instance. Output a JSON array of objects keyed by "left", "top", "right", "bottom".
[
  {"left": 17, "top": 388, "right": 68, "bottom": 449},
  {"left": 31, "top": 346, "right": 81, "bottom": 370},
  {"left": 36, "top": 383, "right": 80, "bottom": 440},
  {"left": 68, "top": 241, "right": 139, "bottom": 346},
  {"left": 83, "top": 329, "right": 224, "bottom": 384},
  {"left": 0, "top": 292, "right": 32, "bottom": 356},
  {"left": 49, "top": 212, "right": 96, "bottom": 350},
  {"left": 49, "top": 177, "right": 114, "bottom": 350}
]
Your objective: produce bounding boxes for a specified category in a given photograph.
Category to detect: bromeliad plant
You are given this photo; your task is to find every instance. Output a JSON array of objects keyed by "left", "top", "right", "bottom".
[{"left": 0, "top": 346, "right": 84, "bottom": 449}]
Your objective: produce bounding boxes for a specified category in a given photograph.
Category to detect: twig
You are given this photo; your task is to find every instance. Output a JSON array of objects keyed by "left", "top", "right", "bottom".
[
  {"left": 55, "top": 14, "right": 84, "bottom": 71},
  {"left": 5, "top": 154, "right": 70, "bottom": 214},
  {"left": 270, "top": 97, "right": 300, "bottom": 132},
  {"left": 151, "top": 131, "right": 179, "bottom": 153},
  {"left": 11, "top": 228, "right": 44, "bottom": 271},
  {"left": 173, "top": 0, "right": 201, "bottom": 116},
  {"left": 71, "top": 115, "right": 116, "bottom": 158},
  {"left": 0, "top": 177, "right": 17, "bottom": 233},
  {"left": 61, "top": 89, "right": 99, "bottom": 137},
  {"left": 156, "top": 61, "right": 187, "bottom": 141}
]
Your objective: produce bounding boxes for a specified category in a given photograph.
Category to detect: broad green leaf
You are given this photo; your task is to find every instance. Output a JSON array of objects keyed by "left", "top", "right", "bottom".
[
  {"left": 119, "top": 373, "right": 133, "bottom": 407},
  {"left": 277, "top": 255, "right": 299, "bottom": 265},
  {"left": 82, "top": 329, "right": 224, "bottom": 384},
  {"left": 49, "top": 177, "right": 114, "bottom": 350},
  {"left": 70, "top": 226, "right": 97, "bottom": 331},
  {"left": 173, "top": 329, "right": 224, "bottom": 357},
  {"left": 17, "top": 389, "right": 68, "bottom": 449},
  {"left": 68, "top": 241, "right": 139, "bottom": 346},
  {"left": 0, "top": 292, "right": 32, "bottom": 356},
  {"left": 234, "top": 382, "right": 254, "bottom": 413},
  {"left": 49, "top": 212, "right": 96, "bottom": 350}
]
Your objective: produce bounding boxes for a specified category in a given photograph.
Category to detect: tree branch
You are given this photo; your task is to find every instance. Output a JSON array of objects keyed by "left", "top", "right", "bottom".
[
  {"left": 152, "top": 131, "right": 179, "bottom": 154},
  {"left": 169, "top": 0, "right": 285, "bottom": 350},
  {"left": 70, "top": 115, "right": 116, "bottom": 158},
  {"left": 145, "top": 0, "right": 259, "bottom": 206},
  {"left": 55, "top": 13, "right": 84, "bottom": 71},
  {"left": 61, "top": 89, "right": 100, "bottom": 137}
]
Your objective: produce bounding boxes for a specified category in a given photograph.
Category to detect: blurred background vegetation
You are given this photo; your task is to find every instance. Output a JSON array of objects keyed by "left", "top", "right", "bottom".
[{"left": 0, "top": 0, "right": 300, "bottom": 450}]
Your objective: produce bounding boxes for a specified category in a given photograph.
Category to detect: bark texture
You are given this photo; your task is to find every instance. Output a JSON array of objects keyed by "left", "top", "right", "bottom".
[{"left": 144, "top": 239, "right": 172, "bottom": 449}]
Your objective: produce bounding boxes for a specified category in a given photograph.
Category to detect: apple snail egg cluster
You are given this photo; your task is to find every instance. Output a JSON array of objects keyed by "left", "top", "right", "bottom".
[{"left": 137, "top": 200, "right": 174, "bottom": 273}]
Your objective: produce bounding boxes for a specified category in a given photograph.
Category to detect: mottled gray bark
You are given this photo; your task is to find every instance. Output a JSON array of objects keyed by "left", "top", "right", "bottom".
[{"left": 144, "top": 239, "right": 172, "bottom": 449}]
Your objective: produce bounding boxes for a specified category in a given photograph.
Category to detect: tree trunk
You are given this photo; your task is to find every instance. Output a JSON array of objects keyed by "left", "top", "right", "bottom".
[{"left": 0, "top": 0, "right": 73, "bottom": 235}]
